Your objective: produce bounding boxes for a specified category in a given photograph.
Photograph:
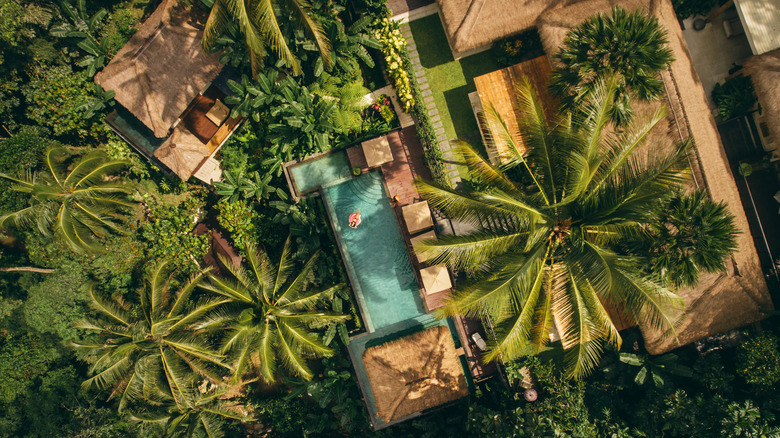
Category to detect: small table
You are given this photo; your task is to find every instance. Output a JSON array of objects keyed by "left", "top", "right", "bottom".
[{"left": 205, "top": 99, "right": 229, "bottom": 126}]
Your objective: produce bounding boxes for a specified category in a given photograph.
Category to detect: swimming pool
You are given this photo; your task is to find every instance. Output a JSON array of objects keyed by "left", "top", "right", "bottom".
[
  {"left": 289, "top": 151, "right": 352, "bottom": 195},
  {"left": 323, "top": 172, "right": 426, "bottom": 332}
]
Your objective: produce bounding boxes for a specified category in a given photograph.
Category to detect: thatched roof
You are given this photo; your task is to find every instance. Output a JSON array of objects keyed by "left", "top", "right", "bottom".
[
  {"left": 362, "top": 326, "right": 468, "bottom": 422},
  {"left": 154, "top": 126, "right": 210, "bottom": 180},
  {"left": 435, "top": 0, "right": 572, "bottom": 56},
  {"left": 744, "top": 49, "right": 780, "bottom": 143},
  {"left": 95, "top": 0, "right": 222, "bottom": 138},
  {"left": 536, "top": 0, "right": 773, "bottom": 354}
]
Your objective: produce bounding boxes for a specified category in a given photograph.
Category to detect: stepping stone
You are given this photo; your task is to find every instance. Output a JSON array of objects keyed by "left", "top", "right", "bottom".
[
  {"left": 427, "top": 106, "right": 437, "bottom": 114},
  {"left": 432, "top": 121, "right": 443, "bottom": 128},
  {"left": 417, "top": 76, "right": 428, "bottom": 84},
  {"left": 423, "top": 95, "right": 435, "bottom": 103},
  {"left": 426, "top": 103, "right": 436, "bottom": 110},
  {"left": 407, "top": 43, "right": 416, "bottom": 51},
  {"left": 422, "top": 89, "right": 432, "bottom": 97},
  {"left": 438, "top": 137, "right": 450, "bottom": 146},
  {"left": 442, "top": 151, "right": 453, "bottom": 159},
  {"left": 415, "top": 70, "right": 426, "bottom": 78},
  {"left": 434, "top": 127, "right": 445, "bottom": 135},
  {"left": 419, "top": 82, "right": 430, "bottom": 91},
  {"left": 411, "top": 57, "right": 421, "bottom": 66},
  {"left": 448, "top": 169, "right": 461, "bottom": 177},
  {"left": 452, "top": 176, "right": 462, "bottom": 183},
  {"left": 408, "top": 49, "right": 419, "bottom": 58},
  {"left": 430, "top": 114, "right": 440, "bottom": 122}
]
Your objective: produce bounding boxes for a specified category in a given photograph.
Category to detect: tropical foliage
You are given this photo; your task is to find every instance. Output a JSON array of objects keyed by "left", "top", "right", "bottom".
[
  {"left": 203, "top": 0, "right": 332, "bottom": 76},
  {"left": 375, "top": 16, "right": 414, "bottom": 112},
  {"left": 417, "top": 80, "right": 690, "bottom": 377},
  {"left": 0, "top": 148, "right": 134, "bottom": 253},
  {"left": 200, "top": 237, "right": 348, "bottom": 383},
  {"left": 636, "top": 190, "right": 738, "bottom": 287},
  {"left": 549, "top": 6, "right": 674, "bottom": 126},
  {"left": 75, "top": 263, "right": 230, "bottom": 415},
  {"left": 712, "top": 75, "right": 757, "bottom": 121}
]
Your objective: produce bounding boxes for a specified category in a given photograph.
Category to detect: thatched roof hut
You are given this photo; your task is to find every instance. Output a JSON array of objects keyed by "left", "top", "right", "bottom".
[
  {"left": 154, "top": 126, "right": 211, "bottom": 180},
  {"left": 434, "top": 0, "right": 572, "bottom": 57},
  {"left": 536, "top": 0, "right": 773, "bottom": 354},
  {"left": 744, "top": 49, "right": 780, "bottom": 146},
  {"left": 95, "top": 0, "right": 222, "bottom": 138},
  {"left": 362, "top": 326, "right": 468, "bottom": 423}
]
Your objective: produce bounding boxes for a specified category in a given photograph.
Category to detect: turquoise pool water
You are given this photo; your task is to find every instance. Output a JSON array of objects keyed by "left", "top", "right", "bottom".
[
  {"left": 289, "top": 152, "right": 352, "bottom": 194},
  {"left": 323, "top": 172, "right": 425, "bottom": 331}
]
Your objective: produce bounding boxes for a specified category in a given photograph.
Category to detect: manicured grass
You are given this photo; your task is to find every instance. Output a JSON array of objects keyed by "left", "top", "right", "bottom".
[{"left": 409, "top": 14, "right": 500, "bottom": 153}]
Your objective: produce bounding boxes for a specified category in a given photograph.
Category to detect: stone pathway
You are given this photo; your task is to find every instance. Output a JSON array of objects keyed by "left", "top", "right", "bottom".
[{"left": 398, "top": 22, "right": 462, "bottom": 187}]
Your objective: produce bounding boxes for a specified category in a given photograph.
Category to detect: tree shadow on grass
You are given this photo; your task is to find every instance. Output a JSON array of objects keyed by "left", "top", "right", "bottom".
[{"left": 409, "top": 14, "right": 454, "bottom": 69}]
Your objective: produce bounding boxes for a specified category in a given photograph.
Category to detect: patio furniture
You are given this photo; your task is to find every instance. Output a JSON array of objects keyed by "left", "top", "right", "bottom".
[
  {"left": 205, "top": 99, "right": 229, "bottom": 126},
  {"left": 471, "top": 332, "right": 487, "bottom": 351},
  {"left": 362, "top": 135, "right": 393, "bottom": 168},
  {"left": 410, "top": 230, "right": 436, "bottom": 261},
  {"left": 419, "top": 264, "right": 452, "bottom": 295},
  {"left": 402, "top": 201, "right": 434, "bottom": 234}
]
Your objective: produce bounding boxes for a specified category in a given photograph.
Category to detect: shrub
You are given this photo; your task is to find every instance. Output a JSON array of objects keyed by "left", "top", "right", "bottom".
[
  {"left": 0, "top": 125, "right": 56, "bottom": 213},
  {"left": 22, "top": 66, "right": 104, "bottom": 140},
  {"left": 217, "top": 200, "right": 257, "bottom": 252},
  {"left": 375, "top": 17, "right": 414, "bottom": 112},
  {"left": 494, "top": 29, "right": 543, "bottom": 67},
  {"left": 141, "top": 196, "right": 209, "bottom": 275},
  {"left": 100, "top": 8, "right": 139, "bottom": 57},
  {"left": 712, "top": 75, "right": 757, "bottom": 121},
  {"left": 104, "top": 134, "right": 149, "bottom": 179},
  {"left": 736, "top": 332, "right": 780, "bottom": 388}
]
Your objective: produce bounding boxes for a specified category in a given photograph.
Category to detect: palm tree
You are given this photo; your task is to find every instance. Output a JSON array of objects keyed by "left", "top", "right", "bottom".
[
  {"left": 0, "top": 148, "right": 134, "bottom": 253},
  {"left": 131, "top": 384, "right": 247, "bottom": 438},
  {"left": 549, "top": 6, "right": 674, "bottom": 126},
  {"left": 199, "top": 237, "right": 348, "bottom": 384},
  {"left": 639, "top": 190, "right": 738, "bottom": 287},
  {"left": 416, "top": 80, "right": 689, "bottom": 378},
  {"left": 203, "top": 0, "right": 331, "bottom": 77},
  {"left": 75, "top": 262, "right": 232, "bottom": 412}
]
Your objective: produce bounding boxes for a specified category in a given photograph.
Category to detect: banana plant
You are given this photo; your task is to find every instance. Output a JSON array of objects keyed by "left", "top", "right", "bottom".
[
  {"left": 76, "top": 83, "right": 115, "bottom": 120},
  {"left": 618, "top": 352, "right": 693, "bottom": 387},
  {"left": 50, "top": 0, "right": 108, "bottom": 77},
  {"left": 313, "top": 16, "right": 382, "bottom": 77},
  {"left": 223, "top": 71, "right": 287, "bottom": 121},
  {"left": 214, "top": 169, "right": 286, "bottom": 202}
]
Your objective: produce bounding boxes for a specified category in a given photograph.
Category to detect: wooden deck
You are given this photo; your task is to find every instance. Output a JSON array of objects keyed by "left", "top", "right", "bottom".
[
  {"left": 473, "top": 56, "right": 555, "bottom": 164},
  {"left": 454, "top": 315, "right": 498, "bottom": 382}
]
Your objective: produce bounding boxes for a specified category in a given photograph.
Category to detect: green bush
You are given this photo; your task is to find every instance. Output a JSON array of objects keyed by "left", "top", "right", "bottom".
[
  {"left": 736, "top": 332, "right": 780, "bottom": 388},
  {"left": 217, "top": 200, "right": 257, "bottom": 252},
  {"left": 712, "top": 75, "right": 757, "bottom": 121},
  {"left": 100, "top": 8, "right": 139, "bottom": 57},
  {"left": 22, "top": 65, "right": 103, "bottom": 140},
  {"left": 493, "top": 29, "right": 543, "bottom": 67},
  {"left": 0, "top": 125, "right": 56, "bottom": 213},
  {"left": 141, "top": 196, "right": 209, "bottom": 275}
]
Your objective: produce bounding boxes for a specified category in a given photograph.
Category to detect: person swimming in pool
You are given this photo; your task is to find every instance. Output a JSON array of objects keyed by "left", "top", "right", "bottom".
[{"left": 348, "top": 209, "right": 362, "bottom": 228}]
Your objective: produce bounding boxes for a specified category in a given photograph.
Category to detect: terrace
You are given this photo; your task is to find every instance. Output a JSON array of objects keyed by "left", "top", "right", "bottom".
[
  {"left": 282, "top": 126, "right": 497, "bottom": 429},
  {"left": 96, "top": 0, "right": 242, "bottom": 184}
]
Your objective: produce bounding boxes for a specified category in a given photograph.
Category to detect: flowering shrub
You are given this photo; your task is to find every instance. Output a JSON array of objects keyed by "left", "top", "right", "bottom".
[
  {"left": 365, "top": 94, "right": 397, "bottom": 124},
  {"left": 375, "top": 18, "right": 414, "bottom": 112},
  {"left": 493, "top": 29, "right": 543, "bottom": 67}
]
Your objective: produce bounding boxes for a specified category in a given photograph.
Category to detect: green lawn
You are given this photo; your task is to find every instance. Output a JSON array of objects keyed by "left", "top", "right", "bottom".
[{"left": 409, "top": 14, "right": 499, "bottom": 154}]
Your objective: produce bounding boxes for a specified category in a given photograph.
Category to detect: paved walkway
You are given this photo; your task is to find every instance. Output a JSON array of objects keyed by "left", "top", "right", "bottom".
[{"left": 399, "top": 22, "right": 463, "bottom": 187}]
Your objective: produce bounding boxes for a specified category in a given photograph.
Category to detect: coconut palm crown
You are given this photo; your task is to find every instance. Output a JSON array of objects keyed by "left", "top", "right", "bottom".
[
  {"left": 203, "top": 0, "right": 331, "bottom": 77},
  {"left": 199, "top": 237, "right": 348, "bottom": 384},
  {"left": 416, "top": 80, "right": 690, "bottom": 378},
  {"left": 0, "top": 148, "right": 134, "bottom": 253},
  {"left": 75, "top": 263, "right": 231, "bottom": 413},
  {"left": 549, "top": 6, "right": 674, "bottom": 126}
]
